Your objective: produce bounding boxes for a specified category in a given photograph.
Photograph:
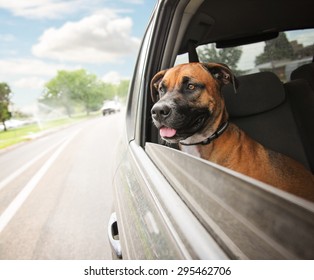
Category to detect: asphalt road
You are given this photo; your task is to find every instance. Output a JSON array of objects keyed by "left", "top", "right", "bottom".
[{"left": 0, "top": 113, "right": 123, "bottom": 259}]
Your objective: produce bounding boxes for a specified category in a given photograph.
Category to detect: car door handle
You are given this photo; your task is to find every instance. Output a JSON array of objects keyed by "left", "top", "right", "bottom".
[{"left": 108, "top": 212, "right": 122, "bottom": 259}]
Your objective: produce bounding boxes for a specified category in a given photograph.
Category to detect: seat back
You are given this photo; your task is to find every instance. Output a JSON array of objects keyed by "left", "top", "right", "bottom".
[
  {"left": 222, "top": 72, "right": 311, "bottom": 171},
  {"left": 284, "top": 79, "right": 314, "bottom": 172},
  {"left": 291, "top": 62, "right": 314, "bottom": 91}
]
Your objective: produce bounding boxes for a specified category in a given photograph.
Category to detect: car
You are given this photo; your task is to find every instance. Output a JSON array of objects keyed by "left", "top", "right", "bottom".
[
  {"left": 108, "top": 0, "right": 314, "bottom": 259},
  {"left": 101, "top": 100, "right": 121, "bottom": 116}
]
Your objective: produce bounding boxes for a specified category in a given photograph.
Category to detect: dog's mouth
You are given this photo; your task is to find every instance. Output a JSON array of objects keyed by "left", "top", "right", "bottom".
[
  {"left": 158, "top": 113, "right": 208, "bottom": 141},
  {"left": 159, "top": 126, "right": 177, "bottom": 138}
]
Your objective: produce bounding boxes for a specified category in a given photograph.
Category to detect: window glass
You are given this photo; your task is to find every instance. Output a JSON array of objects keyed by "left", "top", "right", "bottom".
[{"left": 175, "top": 29, "right": 314, "bottom": 81}]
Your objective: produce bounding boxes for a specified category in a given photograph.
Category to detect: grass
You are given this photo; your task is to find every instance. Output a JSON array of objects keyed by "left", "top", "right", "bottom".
[{"left": 0, "top": 114, "right": 97, "bottom": 150}]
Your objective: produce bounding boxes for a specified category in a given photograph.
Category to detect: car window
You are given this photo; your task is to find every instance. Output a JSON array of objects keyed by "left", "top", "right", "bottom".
[{"left": 175, "top": 29, "right": 314, "bottom": 82}]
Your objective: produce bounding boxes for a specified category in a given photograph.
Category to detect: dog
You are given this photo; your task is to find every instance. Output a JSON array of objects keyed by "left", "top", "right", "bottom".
[{"left": 150, "top": 62, "right": 314, "bottom": 202}]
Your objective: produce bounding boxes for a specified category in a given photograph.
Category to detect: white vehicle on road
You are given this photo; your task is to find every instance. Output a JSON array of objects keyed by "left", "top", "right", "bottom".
[{"left": 101, "top": 100, "right": 121, "bottom": 116}]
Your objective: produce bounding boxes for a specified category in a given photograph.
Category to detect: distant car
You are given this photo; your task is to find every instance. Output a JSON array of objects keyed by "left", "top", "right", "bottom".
[
  {"left": 108, "top": 0, "right": 314, "bottom": 260},
  {"left": 101, "top": 100, "right": 121, "bottom": 116}
]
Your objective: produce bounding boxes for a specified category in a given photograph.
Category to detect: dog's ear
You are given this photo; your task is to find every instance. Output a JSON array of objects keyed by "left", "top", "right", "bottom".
[
  {"left": 150, "top": 69, "right": 167, "bottom": 103},
  {"left": 202, "top": 63, "right": 239, "bottom": 93}
]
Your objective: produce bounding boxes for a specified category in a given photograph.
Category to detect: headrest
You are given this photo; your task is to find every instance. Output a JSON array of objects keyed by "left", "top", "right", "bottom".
[
  {"left": 222, "top": 72, "right": 285, "bottom": 117},
  {"left": 291, "top": 62, "right": 314, "bottom": 90}
]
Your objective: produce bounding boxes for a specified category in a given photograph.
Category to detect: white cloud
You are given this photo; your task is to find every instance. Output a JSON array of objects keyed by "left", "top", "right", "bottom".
[
  {"left": 14, "top": 77, "right": 46, "bottom": 89},
  {"left": 32, "top": 9, "right": 140, "bottom": 63},
  {"left": 0, "top": 58, "right": 79, "bottom": 77},
  {"left": 287, "top": 32, "right": 314, "bottom": 47},
  {"left": 102, "top": 71, "right": 129, "bottom": 84},
  {"left": 0, "top": 58, "right": 81, "bottom": 106},
  {"left": 0, "top": 0, "right": 91, "bottom": 19}
]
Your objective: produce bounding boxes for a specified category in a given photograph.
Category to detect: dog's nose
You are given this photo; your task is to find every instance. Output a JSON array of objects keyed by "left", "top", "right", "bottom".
[{"left": 151, "top": 102, "right": 171, "bottom": 121}]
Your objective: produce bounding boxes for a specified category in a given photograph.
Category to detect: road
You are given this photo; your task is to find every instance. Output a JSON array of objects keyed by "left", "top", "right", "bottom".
[{"left": 0, "top": 113, "right": 123, "bottom": 259}]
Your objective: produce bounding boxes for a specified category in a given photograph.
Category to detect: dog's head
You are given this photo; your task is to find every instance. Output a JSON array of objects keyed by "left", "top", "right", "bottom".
[{"left": 150, "top": 62, "right": 238, "bottom": 144}]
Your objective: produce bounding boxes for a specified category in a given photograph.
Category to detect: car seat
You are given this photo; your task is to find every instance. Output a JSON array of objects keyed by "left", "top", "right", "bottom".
[
  {"left": 291, "top": 61, "right": 314, "bottom": 91},
  {"left": 222, "top": 71, "right": 313, "bottom": 172}
]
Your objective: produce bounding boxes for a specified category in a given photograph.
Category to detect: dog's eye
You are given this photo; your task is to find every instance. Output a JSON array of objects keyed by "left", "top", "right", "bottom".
[{"left": 187, "top": 84, "right": 195, "bottom": 90}]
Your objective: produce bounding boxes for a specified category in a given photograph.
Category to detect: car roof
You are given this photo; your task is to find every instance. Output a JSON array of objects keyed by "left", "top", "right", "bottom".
[{"left": 179, "top": 0, "right": 314, "bottom": 53}]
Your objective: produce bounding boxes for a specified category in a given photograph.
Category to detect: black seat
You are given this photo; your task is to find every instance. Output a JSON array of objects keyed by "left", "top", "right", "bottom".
[
  {"left": 291, "top": 62, "right": 314, "bottom": 91},
  {"left": 284, "top": 79, "right": 314, "bottom": 172},
  {"left": 222, "top": 72, "right": 313, "bottom": 172}
]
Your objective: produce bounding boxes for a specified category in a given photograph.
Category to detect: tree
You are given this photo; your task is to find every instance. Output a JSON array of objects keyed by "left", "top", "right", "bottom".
[
  {"left": 0, "top": 82, "right": 12, "bottom": 131},
  {"left": 101, "top": 83, "right": 117, "bottom": 101},
  {"left": 69, "top": 70, "right": 106, "bottom": 114},
  {"left": 116, "top": 80, "right": 130, "bottom": 101},
  {"left": 41, "top": 69, "right": 106, "bottom": 116},
  {"left": 100, "top": 80, "right": 130, "bottom": 103},
  {"left": 197, "top": 44, "right": 243, "bottom": 75},
  {"left": 41, "top": 70, "right": 75, "bottom": 116},
  {"left": 255, "top": 33, "right": 295, "bottom": 66}
]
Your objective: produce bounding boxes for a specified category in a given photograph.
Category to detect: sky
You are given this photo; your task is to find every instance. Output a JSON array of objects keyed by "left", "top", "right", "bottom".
[
  {"left": 1, "top": 1, "right": 314, "bottom": 113},
  {"left": 0, "top": 0, "right": 156, "bottom": 111}
]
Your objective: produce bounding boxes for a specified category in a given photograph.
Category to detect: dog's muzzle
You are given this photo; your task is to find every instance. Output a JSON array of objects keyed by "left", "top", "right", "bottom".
[
  {"left": 151, "top": 99, "right": 211, "bottom": 141},
  {"left": 151, "top": 101, "right": 178, "bottom": 138}
]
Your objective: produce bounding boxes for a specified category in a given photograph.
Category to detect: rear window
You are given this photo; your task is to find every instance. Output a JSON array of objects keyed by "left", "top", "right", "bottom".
[{"left": 175, "top": 29, "right": 314, "bottom": 81}]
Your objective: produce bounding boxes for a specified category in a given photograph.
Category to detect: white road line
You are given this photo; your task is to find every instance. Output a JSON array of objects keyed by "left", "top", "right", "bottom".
[
  {"left": 0, "top": 139, "right": 66, "bottom": 192},
  {"left": 0, "top": 129, "right": 81, "bottom": 234}
]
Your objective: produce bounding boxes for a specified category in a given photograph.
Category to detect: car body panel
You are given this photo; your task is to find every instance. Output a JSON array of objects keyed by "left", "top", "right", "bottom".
[{"left": 113, "top": 136, "right": 228, "bottom": 259}]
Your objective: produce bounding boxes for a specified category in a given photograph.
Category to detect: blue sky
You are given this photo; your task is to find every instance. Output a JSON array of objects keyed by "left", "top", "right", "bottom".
[{"left": 0, "top": 0, "right": 156, "bottom": 110}]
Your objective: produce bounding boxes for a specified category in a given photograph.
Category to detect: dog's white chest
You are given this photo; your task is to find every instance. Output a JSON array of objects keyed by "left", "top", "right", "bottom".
[{"left": 180, "top": 145, "right": 201, "bottom": 158}]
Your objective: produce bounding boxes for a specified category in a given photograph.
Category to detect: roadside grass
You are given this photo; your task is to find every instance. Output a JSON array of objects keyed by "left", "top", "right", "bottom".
[{"left": 0, "top": 113, "right": 99, "bottom": 150}]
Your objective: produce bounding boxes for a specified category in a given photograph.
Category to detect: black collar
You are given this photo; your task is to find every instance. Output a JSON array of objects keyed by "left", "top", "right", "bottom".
[{"left": 180, "top": 121, "right": 229, "bottom": 146}]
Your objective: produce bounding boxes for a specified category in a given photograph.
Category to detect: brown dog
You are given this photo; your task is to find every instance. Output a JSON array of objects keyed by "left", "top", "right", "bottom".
[{"left": 150, "top": 62, "right": 314, "bottom": 202}]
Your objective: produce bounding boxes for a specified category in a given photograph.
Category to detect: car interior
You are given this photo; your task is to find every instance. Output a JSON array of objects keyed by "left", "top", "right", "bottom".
[{"left": 145, "top": 0, "right": 314, "bottom": 175}]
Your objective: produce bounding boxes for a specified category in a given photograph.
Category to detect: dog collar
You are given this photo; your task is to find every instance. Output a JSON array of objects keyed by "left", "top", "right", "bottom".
[{"left": 180, "top": 121, "right": 229, "bottom": 146}]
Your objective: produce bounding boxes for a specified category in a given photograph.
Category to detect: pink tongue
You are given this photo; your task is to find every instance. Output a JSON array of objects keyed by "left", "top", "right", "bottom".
[{"left": 160, "top": 127, "right": 177, "bottom": 138}]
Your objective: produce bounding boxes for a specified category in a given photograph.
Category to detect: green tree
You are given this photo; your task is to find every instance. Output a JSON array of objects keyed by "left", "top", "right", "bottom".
[
  {"left": 41, "top": 69, "right": 106, "bottom": 116},
  {"left": 70, "top": 70, "right": 106, "bottom": 114},
  {"left": 102, "top": 83, "right": 117, "bottom": 101},
  {"left": 0, "top": 82, "right": 12, "bottom": 131},
  {"left": 116, "top": 80, "right": 130, "bottom": 101},
  {"left": 100, "top": 80, "right": 130, "bottom": 103},
  {"left": 41, "top": 70, "right": 75, "bottom": 116},
  {"left": 197, "top": 44, "right": 243, "bottom": 75},
  {"left": 97, "top": 80, "right": 130, "bottom": 105},
  {"left": 255, "top": 33, "right": 295, "bottom": 66}
]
